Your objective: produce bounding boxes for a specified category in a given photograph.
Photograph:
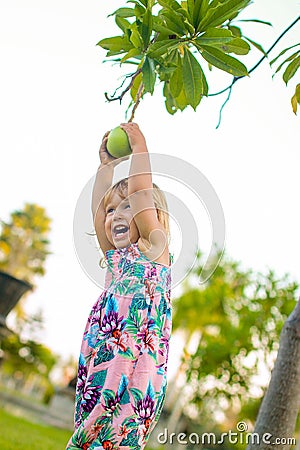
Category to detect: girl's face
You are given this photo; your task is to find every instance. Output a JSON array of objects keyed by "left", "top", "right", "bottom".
[{"left": 104, "top": 191, "right": 139, "bottom": 249}]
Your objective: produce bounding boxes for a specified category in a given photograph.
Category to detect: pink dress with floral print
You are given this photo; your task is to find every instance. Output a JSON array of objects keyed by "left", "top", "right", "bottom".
[{"left": 66, "top": 242, "right": 172, "bottom": 450}]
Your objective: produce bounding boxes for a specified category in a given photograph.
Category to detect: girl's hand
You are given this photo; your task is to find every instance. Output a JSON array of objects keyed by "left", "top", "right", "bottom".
[
  {"left": 120, "top": 122, "right": 147, "bottom": 152},
  {"left": 99, "top": 131, "right": 117, "bottom": 166}
]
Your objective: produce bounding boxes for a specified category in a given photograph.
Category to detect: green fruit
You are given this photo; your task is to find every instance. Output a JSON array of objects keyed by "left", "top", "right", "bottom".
[{"left": 107, "top": 126, "right": 132, "bottom": 158}]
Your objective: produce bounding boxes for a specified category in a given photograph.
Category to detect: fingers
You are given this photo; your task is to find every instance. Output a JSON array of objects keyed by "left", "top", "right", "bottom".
[
  {"left": 100, "top": 132, "right": 109, "bottom": 149},
  {"left": 120, "top": 122, "right": 139, "bottom": 130},
  {"left": 102, "top": 130, "right": 110, "bottom": 141}
]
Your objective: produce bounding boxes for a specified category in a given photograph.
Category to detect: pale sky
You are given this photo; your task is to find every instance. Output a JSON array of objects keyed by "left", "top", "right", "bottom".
[{"left": 1, "top": 0, "right": 299, "bottom": 375}]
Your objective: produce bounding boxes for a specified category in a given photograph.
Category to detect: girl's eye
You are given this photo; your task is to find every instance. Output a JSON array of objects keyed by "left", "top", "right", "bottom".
[
  {"left": 107, "top": 208, "right": 114, "bottom": 214},
  {"left": 125, "top": 204, "right": 130, "bottom": 209}
]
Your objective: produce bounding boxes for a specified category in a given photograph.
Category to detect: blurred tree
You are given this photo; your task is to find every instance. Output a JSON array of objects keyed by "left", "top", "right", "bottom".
[
  {"left": 0, "top": 331, "right": 58, "bottom": 404},
  {"left": 0, "top": 203, "right": 54, "bottom": 402},
  {"left": 0, "top": 203, "right": 51, "bottom": 286},
  {"left": 168, "top": 251, "right": 299, "bottom": 445}
]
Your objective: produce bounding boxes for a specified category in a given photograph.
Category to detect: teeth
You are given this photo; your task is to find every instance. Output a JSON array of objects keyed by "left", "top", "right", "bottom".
[{"left": 114, "top": 225, "right": 128, "bottom": 235}]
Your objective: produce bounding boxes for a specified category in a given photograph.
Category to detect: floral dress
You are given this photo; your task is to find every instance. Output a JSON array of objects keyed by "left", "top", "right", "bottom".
[{"left": 66, "top": 242, "right": 172, "bottom": 450}]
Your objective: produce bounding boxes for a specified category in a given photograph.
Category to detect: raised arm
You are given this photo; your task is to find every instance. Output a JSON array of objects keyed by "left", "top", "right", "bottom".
[
  {"left": 120, "top": 123, "right": 169, "bottom": 264},
  {"left": 92, "top": 132, "right": 117, "bottom": 254}
]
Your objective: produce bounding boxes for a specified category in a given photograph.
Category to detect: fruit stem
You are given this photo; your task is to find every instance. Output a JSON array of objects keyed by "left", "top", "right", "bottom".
[{"left": 128, "top": 83, "right": 145, "bottom": 123}]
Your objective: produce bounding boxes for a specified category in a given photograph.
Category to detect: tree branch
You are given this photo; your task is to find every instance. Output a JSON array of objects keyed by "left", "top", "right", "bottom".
[
  {"left": 128, "top": 83, "right": 145, "bottom": 123},
  {"left": 104, "top": 68, "right": 142, "bottom": 104},
  {"left": 216, "top": 84, "right": 233, "bottom": 129}
]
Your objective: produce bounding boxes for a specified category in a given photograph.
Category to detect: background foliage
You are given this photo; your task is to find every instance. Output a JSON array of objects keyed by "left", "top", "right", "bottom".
[
  {"left": 0, "top": 203, "right": 51, "bottom": 285},
  {"left": 170, "top": 251, "right": 299, "bottom": 436},
  {"left": 0, "top": 203, "right": 55, "bottom": 404}
]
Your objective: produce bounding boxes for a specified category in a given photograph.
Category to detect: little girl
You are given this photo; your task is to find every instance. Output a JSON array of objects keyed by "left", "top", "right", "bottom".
[{"left": 66, "top": 123, "right": 172, "bottom": 450}]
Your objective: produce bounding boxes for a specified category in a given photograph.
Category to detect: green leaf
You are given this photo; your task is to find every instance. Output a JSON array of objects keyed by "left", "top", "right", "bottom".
[
  {"left": 175, "top": 87, "right": 189, "bottom": 110},
  {"left": 160, "top": 10, "right": 188, "bottom": 36},
  {"left": 195, "top": 31, "right": 250, "bottom": 55},
  {"left": 146, "top": 0, "right": 155, "bottom": 7},
  {"left": 141, "top": 8, "right": 153, "bottom": 48},
  {"left": 130, "top": 25, "right": 144, "bottom": 49},
  {"left": 134, "top": 3, "right": 146, "bottom": 17},
  {"left": 291, "top": 84, "right": 300, "bottom": 115},
  {"left": 195, "top": 27, "right": 234, "bottom": 46},
  {"left": 157, "top": 64, "right": 177, "bottom": 81},
  {"left": 187, "top": 0, "right": 194, "bottom": 23},
  {"left": 121, "top": 48, "right": 142, "bottom": 63},
  {"left": 273, "top": 50, "right": 300, "bottom": 75},
  {"left": 147, "top": 38, "right": 181, "bottom": 58},
  {"left": 182, "top": 47, "right": 204, "bottom": 109},
  {"left": 162, "top": 85, "right": 173, "bottom": 114},
  {"left": 283, "top": 56, "right": 300, "bottom": 85},
  {"left": 184, "top": 0, "right": 201, "bottom": 34},
  {"left": 170, "top": 58, "right": 183, "bottom": 97},
  {"left": 153, "top": 17, "right": 180, "bottom": 36},
  {"left": 130, "top": 72, "right": 143, "bottom": 101},
  {"left": 244, "top": 36, "right": 267, "bottom": 56},
  {"left": 197, "top": 0, "right": 251, "bottom": 32},
  {"left": 115, "top": 16, "right": 131, "bottom": 33},
  {"left": 108, "top": 7, "right": 135, "bottom": 18},
  {"left": 200, "top": 63, "right": 208, "bottom": 95},
  {"left": 97, "top": 36, "right": 132, "bottom": 54},
  {"left": 163, "top": 82, "right": 178, "bottom": 114},
  {"left": 209, "top": 0, "right": 232, "bottom": 7},
  {"left": 158, "top": 0, "right": 182, "bottom": 12},
  {"left": 128, "top": 0, "right": 147, "bottom": 7},
  {"left": 296, "top": 83, "right": 300, "bottom": 103},
  {"left": 228, "top": 25, "right": 241, "bottom": 37},
  {"left": 200, "top": 45, "right": 248, "bottom": 76},
  {"left": 270, "top": 43, "right": 300, "bottom": 66},
  {"left": 142, "top": 57, "right": 156, "bottom": 94},
  {"left": 238, "top": 18, "right": 272, "bottom": 26},
  {"left": 216, "top": 37, "right": 250, "bottom": 55},
  {"left": 184, "top": 18, "right": 196, "bottom": 35},
  {"left": 193, "top": 0, "right": 209, "bottom": 29}
]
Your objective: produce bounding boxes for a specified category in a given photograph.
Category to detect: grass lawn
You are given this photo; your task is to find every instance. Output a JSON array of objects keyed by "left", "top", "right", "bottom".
[
  {"left": 0, "top": 408, "right": 71, "bottom": 450},
  {"left": 0, "top": 407, "right": 163, "bottom": 450}
]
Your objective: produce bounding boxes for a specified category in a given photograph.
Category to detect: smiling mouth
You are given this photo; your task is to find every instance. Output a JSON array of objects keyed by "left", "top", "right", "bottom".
[{"left": 113, "top": 224, "right": 129, "bottom": 239}]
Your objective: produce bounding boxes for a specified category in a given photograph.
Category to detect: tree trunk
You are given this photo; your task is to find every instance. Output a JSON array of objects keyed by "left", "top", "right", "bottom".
[{"left": 247, "top": 300, "right": 300, "bottom": 450}]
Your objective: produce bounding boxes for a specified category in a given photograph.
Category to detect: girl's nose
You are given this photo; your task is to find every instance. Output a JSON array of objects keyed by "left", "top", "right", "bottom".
[{"left": 113, "top": 208, "right": 123, "bottom": 220}]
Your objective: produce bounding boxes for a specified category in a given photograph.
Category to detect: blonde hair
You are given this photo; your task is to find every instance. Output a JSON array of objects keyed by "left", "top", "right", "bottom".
[{"left": 103, "top": 177, "right": 170, "bottom": 237}]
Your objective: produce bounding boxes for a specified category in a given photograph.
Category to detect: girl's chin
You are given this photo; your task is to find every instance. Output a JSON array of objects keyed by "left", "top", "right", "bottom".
[
  {"left": 113, "top": 232, "right": 128, "bottom": 241},
  {"left": 112, "top": 232, "right": 130, "bottom": 247}
]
